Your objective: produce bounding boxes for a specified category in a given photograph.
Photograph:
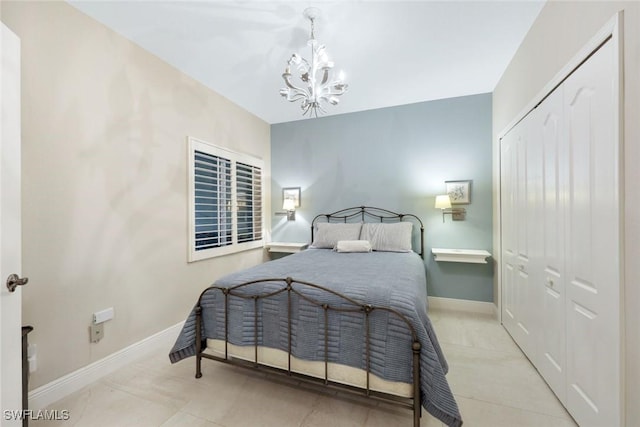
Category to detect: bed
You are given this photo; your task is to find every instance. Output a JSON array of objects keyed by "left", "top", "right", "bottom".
[{"left": 169, "top": 206, "right": 462, "bottom": 427}]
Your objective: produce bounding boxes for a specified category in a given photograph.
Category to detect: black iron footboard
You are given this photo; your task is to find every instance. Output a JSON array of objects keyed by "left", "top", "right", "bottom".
[{"left": 194, "top": 276, "right": 422, "bottom": 427}]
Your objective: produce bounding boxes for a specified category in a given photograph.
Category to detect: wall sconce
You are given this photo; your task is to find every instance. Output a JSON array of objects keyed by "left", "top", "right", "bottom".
[
  {"left": 435, "top": 194, "right": 466, "bottom": 222},
  {"left": 282, "top": 198, "right": 296, "bottom": 221}
]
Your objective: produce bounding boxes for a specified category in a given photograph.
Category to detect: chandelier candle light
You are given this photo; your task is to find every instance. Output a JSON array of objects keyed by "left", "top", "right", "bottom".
[{"left": 280, "top": 7, "right": 348, "bottom": 117}]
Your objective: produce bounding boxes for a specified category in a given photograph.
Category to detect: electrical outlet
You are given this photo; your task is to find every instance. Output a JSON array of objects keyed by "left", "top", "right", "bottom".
[
  {"left": 28, "top": 354, "right": 37, "bottom": 373},
  {"left": 27, "top": 344, "right": 37, "bottom": 373},
  {"left": 90, "top": 322, "right": 104, "bottom": 343}
]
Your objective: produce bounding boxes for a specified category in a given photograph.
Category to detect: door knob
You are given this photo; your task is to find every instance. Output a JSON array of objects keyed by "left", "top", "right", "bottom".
[{"left": 6, "top": 274, "right": 28, "bottom": 293}]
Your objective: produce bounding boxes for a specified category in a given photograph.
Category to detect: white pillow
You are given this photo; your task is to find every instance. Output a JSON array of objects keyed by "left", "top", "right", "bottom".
[
  {"left": 334, "top": 240, "right": 372, "bottom": 253},
  {"left": 311, "top": 223, "right": 362, "bottom": 249},
  {"left": 359, "top": 222, "right": 413, "bottom": 252}
]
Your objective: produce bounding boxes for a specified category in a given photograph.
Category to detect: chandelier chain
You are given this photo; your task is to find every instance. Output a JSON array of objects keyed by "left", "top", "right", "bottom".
[{"left": 310, "top": 16, "right": 315, "bottom": 40}]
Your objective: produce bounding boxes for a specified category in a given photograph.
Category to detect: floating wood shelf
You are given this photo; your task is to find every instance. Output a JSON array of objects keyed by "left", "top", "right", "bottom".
[
  {"left": 431, "top": 248, "right": 492, "bottom": 264},
  {"left": 265, "top": 242, "right": 308, "bottom": 254}
]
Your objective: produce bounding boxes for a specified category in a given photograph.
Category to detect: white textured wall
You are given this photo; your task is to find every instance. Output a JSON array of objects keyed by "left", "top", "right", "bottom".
[
  {"left": 1, "top": 1, "right": 270, "bottom": 388},
  {"left": 492, "top": 2, "right": 640, "bottom": 425}
]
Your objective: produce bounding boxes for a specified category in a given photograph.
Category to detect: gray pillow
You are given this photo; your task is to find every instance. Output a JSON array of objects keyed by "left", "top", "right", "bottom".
[
  {"left": 311, "top": 223, "right": 362, "bottom": 249},
  {"left": 359, "top": 222, "right": 413, "bottom": 252}
]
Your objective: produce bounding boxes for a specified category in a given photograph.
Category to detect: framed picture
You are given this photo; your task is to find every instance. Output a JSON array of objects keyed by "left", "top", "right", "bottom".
[
  {"left": 445, "top": 180, "right": 471, "bottom": 205},
  {"left": 282, "top": 187, "right": 301, "bottom": 208}
]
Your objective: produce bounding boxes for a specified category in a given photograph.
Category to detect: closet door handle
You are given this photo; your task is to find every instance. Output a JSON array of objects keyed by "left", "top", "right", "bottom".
[
  {"left": 518, "top": 264, "right": 525, "bottom": 272},
  {"left": 546, "top": 278, "right": 555, "bottom": 288}
]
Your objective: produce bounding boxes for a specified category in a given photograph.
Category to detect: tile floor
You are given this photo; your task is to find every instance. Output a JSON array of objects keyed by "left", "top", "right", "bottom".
[{"left": 32, "top": 309, "right": 577, "bottom": 427}]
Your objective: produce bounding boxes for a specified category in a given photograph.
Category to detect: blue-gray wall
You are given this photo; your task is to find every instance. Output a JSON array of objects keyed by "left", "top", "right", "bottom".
[{"left": 270, "top": 93, "right": 493, "bottom": 302}]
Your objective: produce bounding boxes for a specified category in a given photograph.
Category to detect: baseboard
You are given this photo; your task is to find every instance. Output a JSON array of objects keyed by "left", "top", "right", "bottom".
[
  {"left": 428, "top": 296, "right": 498, "bottom": 317},
  {"left": 28, "top": 321, "right": 184, "bottom": 411}
]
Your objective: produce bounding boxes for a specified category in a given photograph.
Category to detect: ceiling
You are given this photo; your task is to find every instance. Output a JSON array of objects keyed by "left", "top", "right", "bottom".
[{"left": 68, "top": 1, "right": 545, "bottom": 124}]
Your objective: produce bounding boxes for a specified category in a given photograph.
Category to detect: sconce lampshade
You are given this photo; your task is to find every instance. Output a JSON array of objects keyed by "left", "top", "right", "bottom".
[
  {"left": 282, "top": 199, "right": 296, "bottom": 211},
  {"left": 435, "top": 195, "right": 452, "bottom": 209}
]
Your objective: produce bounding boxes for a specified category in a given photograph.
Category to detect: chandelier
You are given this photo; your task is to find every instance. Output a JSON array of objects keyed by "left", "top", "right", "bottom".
[{"left": 279, "top": 7, "right": 348, "bottom": 117}]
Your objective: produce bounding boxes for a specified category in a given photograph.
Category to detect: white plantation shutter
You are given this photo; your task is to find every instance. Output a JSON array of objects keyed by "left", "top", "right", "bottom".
[
  {"left": 236, "top": 162, "right": 263, "bottom": 243},
  {"left": 188, "top": 137, "right": 264, "bottom": 261},
  {"left": 193, "top": 151, "right": 232, "bottom": 250}
]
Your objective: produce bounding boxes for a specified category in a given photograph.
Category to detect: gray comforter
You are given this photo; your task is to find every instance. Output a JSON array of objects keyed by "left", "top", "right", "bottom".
[{"left": 169, "top": 249, "right": 462, "bottom": 427}]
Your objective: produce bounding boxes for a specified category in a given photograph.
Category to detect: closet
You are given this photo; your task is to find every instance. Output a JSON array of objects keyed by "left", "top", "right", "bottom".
[{"left": 500, "top": 31, "right": 621, "bottom": 426}]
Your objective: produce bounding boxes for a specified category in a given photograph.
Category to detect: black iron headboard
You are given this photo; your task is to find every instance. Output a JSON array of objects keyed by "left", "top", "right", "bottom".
[{"left": 310, "top": 206, "right": 425, "bottom": 259}]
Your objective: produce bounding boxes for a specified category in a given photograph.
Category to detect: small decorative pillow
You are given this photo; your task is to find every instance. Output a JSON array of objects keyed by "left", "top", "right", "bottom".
[
  {"left": 334, "top": 240, "right": 372, "bottom": 253},
  {"left": 310, "top": 222, "right": 363, "bottom": 249},
  {"left": 359, "top": 222, "right": 413, "bottom": 252}
]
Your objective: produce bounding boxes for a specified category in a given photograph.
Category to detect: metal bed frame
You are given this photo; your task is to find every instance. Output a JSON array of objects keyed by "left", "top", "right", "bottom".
[{"left": 194, "top": 206, "right": 426, "bottom": 426}]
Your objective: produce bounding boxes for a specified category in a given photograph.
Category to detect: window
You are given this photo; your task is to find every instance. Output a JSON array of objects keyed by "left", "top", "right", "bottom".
[{"left": 188, "top": 137, "right": 264, "bottom": 261}]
